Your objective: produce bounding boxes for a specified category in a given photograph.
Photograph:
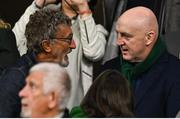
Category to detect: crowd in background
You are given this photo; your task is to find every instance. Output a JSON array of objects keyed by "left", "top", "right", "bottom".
[{"left": 0, "top": 0, "right": 180, "bottom": 118}]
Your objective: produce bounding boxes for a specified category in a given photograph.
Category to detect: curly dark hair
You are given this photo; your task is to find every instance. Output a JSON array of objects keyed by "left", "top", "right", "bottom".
[
  {"left": 81, "top": 70, "right": 134, "bottom": 117},
  {"left": 25, "top": 8, "right": 71, "bottom": 53}
]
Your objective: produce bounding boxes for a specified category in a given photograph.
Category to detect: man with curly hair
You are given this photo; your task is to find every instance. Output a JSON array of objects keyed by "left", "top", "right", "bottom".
[{"left": 0, "top": 8, "right": 75, "bottom": 117}]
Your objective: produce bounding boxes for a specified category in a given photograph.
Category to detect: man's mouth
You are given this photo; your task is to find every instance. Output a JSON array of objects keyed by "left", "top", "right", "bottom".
[
  {"left": 121, "top": 47, "right": 128, "bottom": 52},
  {"left": 21, "top": 100, "right": 28, "bottom": 107},
  {"left": 68, "top": 49, "right": 72, "bottom": 54}
]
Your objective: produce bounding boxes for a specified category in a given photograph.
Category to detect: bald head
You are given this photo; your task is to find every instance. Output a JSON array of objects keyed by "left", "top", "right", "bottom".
[
  {"left": 117, "top": 6, "right": 159, "bottom": 40},
  {"left": 116, "top": 7, "right": 160, "bottom": 62}
]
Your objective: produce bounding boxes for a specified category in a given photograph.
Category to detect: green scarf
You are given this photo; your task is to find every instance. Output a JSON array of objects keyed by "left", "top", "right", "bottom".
[
  {"left": 120, "top": 36, "right": 166, "bottom": 86},
  {"left": 69, "top": 106, "right": 87, "bottom": 118}
]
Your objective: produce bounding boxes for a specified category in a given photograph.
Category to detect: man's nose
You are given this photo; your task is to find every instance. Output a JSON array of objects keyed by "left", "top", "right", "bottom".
[
  {"left": 19, "top": 85, "right": 28, "bottom": 98},
  {"left": 116, "top": 37, "right": 125, "bottom": 46},
  {"left": 69, "top": 39, "right": 76, "bottom": 49}
]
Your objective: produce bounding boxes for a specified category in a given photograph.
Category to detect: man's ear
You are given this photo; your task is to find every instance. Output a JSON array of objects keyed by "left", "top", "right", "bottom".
[
  {"left": 41, "top": 40, "right": 52, "bottom": 53},
  {"left": 48, "top": 91, "right": 59, "bottom": 109},
  {"left": 145, "top": 31, "right": 155, "bottom": 46}
]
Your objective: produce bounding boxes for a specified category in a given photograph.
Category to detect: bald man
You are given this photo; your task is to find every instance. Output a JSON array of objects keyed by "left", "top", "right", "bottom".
[{"left": 102, "top": 6, "right": 180, "bottom": 117}]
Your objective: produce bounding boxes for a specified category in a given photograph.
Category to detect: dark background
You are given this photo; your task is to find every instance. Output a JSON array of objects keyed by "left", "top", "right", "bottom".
[
  {"left": 0, "top": 0, "right": 33, "bottom": 27},
  {"left": 0, "top": 0, "right": 164, "bottom": 27}
]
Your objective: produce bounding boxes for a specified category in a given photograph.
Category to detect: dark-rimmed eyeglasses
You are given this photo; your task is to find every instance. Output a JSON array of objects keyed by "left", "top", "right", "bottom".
[{"left": 50, "top": 36, "right": 73, "bottom": 45}]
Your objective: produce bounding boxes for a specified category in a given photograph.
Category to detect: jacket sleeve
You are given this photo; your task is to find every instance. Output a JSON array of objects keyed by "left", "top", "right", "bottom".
[
  {"left": 78, "top": 14, "right": 108, "bottom": 61},
  {"left": 0, "top": 69, "right": 25, "bottom": 117},
  {"left": 12, "top": 1, "right": 39, "bottom": 56}
]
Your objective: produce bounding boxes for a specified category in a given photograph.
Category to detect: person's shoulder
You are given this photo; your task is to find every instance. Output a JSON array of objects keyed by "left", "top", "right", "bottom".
[
  {"left": 69, "top": 106, "right": 88, "bottom": 118},
  {"left": 0, "top": 28, "right": 9, "bottom": 33},
  {"left": 0, "top": 28, "right": 15, "bottom": 39},
  {"left": 160, "top": 52, "right": 180, "bottom": 82},
  {"left": 0, "top": 28, "right": 16, "bottom": 48},
  {"left": 157, "top": 51, "right": 180, "bottom": 68},
  {"left": 0, "top": 66, "right": 26, "bottom": 81},
  {"left": 102, "top": 56, "right": 121, "bottom": 71},
  {"left": 0, "top": 53, "right": 36, "bottom": 79},
  {"left": 167, "top": 53, "right": 180, "bottom": 68}
]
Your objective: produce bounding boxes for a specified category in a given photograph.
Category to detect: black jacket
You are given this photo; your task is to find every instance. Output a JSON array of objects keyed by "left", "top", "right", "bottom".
[
  {"left": 0, "top": 28, "right": 20, "bottom": 72},
  {"left": 102, "top": 51, "right": 180, "bottom": 117}
]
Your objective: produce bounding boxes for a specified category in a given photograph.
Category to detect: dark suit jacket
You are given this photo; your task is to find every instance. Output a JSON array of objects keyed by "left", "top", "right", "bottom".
[
  {"left": 102, "top": 51, "right": 180, "bottom": 117},
  {"left": 0, "top": 52, "right": 36, "bottom": 117},
  {"left": 0, "top": 28, "right": 20, "bottom": 71}
]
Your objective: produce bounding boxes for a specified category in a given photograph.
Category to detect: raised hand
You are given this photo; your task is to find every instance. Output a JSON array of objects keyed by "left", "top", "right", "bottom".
[
  {"left": 35, "top": 0, "right": 57, "bottom": 8},
  {"left": 69, "top": 0, "right": 90, "bottom": 12}
]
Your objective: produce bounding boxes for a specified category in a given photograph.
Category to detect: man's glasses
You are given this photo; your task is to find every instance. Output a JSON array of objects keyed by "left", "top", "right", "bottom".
[{"left": 50, "top": 36, "right": 73, "bottom": 45}]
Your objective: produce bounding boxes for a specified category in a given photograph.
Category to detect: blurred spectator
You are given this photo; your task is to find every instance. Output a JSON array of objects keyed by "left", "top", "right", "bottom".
[
  {"left": 70, "top": 70, "right": 134, "bottom": 117},
  {"left": 0, "top": 19, "right": 20, "bottom": 73},
  {"left": 19, "top": 63, "right": 71, "bottom": 118}
]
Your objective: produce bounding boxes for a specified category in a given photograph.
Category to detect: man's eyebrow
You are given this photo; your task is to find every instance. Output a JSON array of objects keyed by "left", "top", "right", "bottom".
[
  {"left": 117, "top": 31, "right": 133, "bottom": 37},
  {"left": 122, "top": 32, "right": 133, "bottom": 37}
]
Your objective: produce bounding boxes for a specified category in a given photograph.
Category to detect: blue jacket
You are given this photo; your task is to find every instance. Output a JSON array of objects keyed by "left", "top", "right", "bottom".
[
  {"left": 103, "top": 51, "right": 180, "bottom": 117},
  {"left": 0, "top": 52, "right": 37, "bottom": 117}
]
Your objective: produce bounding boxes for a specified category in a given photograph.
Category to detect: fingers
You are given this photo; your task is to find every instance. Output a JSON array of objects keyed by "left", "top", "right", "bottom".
[
  {"left": 35, "top": 0, "right": 57, "bottom": 8},
  {"left": 35, "top": 0, "right": 46, "bottom": 8}
]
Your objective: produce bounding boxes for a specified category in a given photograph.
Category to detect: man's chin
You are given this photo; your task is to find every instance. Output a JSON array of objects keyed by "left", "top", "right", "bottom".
[
  {"left": 20, "top": 110, "right": 31, "bottom": 118},
  {"left": 122, "top": 55, "right": 131, "bottom": 61}
]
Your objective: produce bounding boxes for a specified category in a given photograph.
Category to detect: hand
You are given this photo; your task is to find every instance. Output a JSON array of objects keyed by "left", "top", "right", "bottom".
[
  {"left": 45, "top": 0, "right": 58, "bottom": 5},
  {"left": 69, "top": 0, "right": 87, "bottom": 5},
  {"left": 69, "top": 0, "right": 90, "bottom": 12},
  {"left": 35, "top": 0, "right": 57, "bottom": 8}
]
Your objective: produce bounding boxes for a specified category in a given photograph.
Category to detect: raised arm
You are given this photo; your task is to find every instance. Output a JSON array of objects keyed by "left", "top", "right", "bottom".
[{"left": 70, "top": 0, "right": 108, "bottom": 61}]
